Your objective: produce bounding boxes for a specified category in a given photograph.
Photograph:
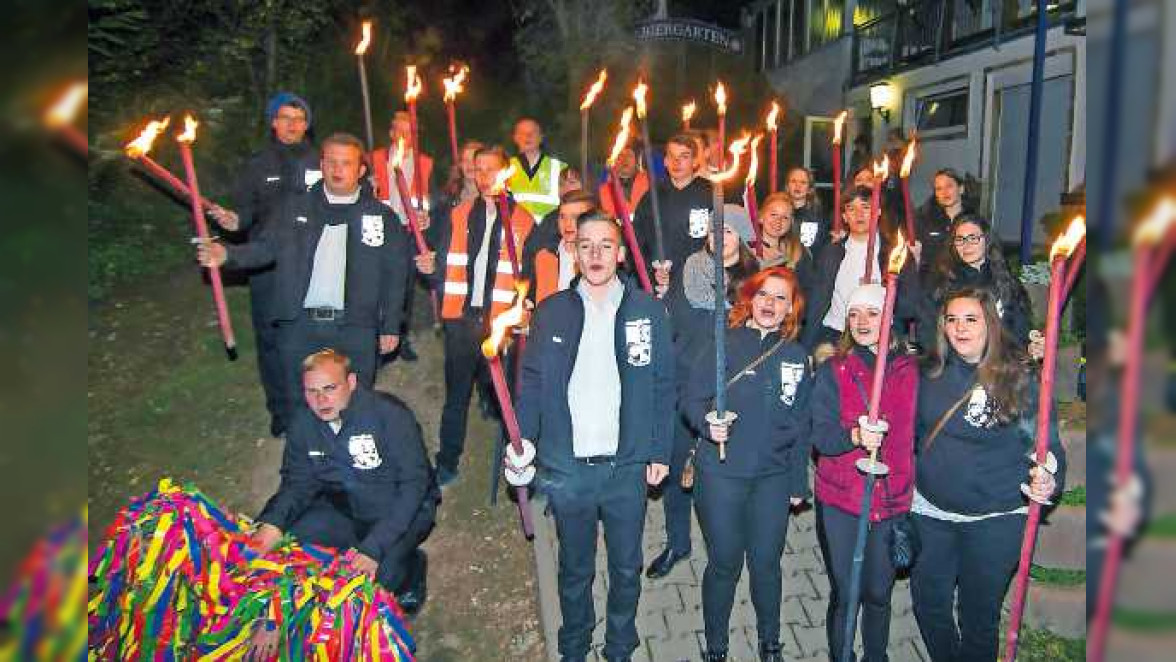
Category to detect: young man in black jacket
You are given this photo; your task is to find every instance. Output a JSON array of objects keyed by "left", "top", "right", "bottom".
[
  {"left": 207, "top": 92, "right": 321, "bottom": 437},
  {"left": 508, "top": 212, "right": 675, "bottom": 662},
  {"left": 249, "top": 349, "right": 437, "bottom": 605},
  {"left": 198, "top": 133, "right": 410, "bottom": 423}
]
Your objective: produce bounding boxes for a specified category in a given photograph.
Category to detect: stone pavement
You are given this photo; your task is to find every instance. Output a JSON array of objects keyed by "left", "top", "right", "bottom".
[{"left": 531, "top": 492, "right": 930, "bottom": 662}]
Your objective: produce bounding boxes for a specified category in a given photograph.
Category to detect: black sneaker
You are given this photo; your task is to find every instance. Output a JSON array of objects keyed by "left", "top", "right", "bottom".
[
  {"left": 396, "top": 550, "right": 428, "bottom": 616},
  {"left": 399, "top": 341, "right": 419, "bottom": 362},
  {"left": 269, "top": 417, "right": 286, "bottom": 437},
  {"left": 644, "top": 547, "right": 690, "bottom": 579}
]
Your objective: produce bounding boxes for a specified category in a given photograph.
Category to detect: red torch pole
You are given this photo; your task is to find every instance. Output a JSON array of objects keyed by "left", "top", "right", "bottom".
[
  {"left": 832, "top": 110, "right": 847, "bottom": 235},
  {"left": 392, "top": 165, "right": 429, "bottom": 255},
  {"left": 769, "top": 129, "right": 778, "bottom": 195},
  {"left": 446, "top": 101, "right": 459, "bottom": 165},
  {"left": 176, "top": 120, "right": 236, "bottom": 359},
  {"left": 485, "top": 351, "right": 535, "bottom": 538},
  {"left": 900, "top": 176, "right": 916, "bottom": 241},
  {"left": 1002, "top": 218, "right": 1085, "bottom": 661},
  {"left": 607, "top": 173, "right": 653, "bottom": 293},
  {"left": 495, "top": 193, "right": 521, "bottom": 279},
  {"left": 747, "top": 182, "right": 762, "bottom": 259}
]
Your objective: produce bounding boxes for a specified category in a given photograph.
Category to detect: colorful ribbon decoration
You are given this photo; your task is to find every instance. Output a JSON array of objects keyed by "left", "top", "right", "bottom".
[{"left": 87, "top": 478, "right": 416, "bottom": 661}]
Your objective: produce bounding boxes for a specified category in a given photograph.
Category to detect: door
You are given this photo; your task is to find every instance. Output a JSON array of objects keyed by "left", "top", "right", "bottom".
[{"left": 803, "top": 115, "right": 840, "bottom": 214}]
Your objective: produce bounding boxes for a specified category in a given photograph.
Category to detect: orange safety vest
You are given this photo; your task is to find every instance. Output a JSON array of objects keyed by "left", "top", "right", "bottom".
[
  {"left": 533, "top": 247, "right": 573, "bottom": 304},
  {"left": 598, "top": 170, "right": 649, "bottom": 218},
  {"left": 441, "top": 199, "right": 534, "bottom": 320}
]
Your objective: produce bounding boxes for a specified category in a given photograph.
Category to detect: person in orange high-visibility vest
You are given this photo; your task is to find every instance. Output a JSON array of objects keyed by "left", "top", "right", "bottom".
[
  {"left": 414, "top": 145, "right": 534, "bottom": 486},
  {"left": 523, "top": 189, "right": 598, "bottom": 305},
  {"left": 598, "top": 145, "right": 648, "bottom": 218}
]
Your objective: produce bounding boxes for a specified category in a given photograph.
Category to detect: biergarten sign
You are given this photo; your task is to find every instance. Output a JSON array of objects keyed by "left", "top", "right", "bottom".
[{"left": 635, "top": 18, "right": 744, "bottom": 55}]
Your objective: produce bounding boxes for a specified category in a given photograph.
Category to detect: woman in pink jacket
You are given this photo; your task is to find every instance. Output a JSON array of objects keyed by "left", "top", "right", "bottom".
[{"left": 811, "top": 283, "right": 919, "bottom": 662}]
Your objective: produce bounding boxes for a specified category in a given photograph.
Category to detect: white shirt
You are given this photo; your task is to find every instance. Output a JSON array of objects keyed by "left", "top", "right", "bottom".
[
  {"left": 557, "top": 242, "right": 577, "bottom": 291},
  {"left": 568, "top": 278, "right": 624, "bottom": 457},
  {"left": 823, "top": 234, "right": 880, "bottom": 331},
  {"left": 469, "top": 201, "right": 498, "bottom": 309},
  {"left": 303, "top": 187, "right": 360, "bottom": 310}
]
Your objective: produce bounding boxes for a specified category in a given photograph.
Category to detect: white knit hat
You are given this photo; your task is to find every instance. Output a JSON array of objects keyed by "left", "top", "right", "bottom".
[{"left": 847, "top": 283, "right": 886, "bottom": 311}]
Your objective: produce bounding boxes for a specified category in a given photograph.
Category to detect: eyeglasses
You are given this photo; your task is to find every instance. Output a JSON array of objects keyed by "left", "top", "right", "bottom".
[
  {"left": 275, "top": 113, "right": 308, "bottom": 125},
  {"left": 952, "top": 233, "right": 984, "bottom": 246}
]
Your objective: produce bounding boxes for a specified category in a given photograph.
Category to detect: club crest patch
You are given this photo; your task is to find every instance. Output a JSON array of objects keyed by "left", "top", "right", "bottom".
[
  {"left": 361, "top": 215, "right": 385, "bottom": 247},
  {"left": 624, "top": 318, "right": 652, "bottom": 367},
  {"left": 779, "top": 361, "right": 806, "bottom": 405},
  {"left": 964, "top": 385, "right": 996, "bottom": 428},
  {"left": 800, "top": 221, "right": 819, "bottom": 248},
  {"left": 688, "top": 208, "right": 712, "bottom": 239},
  {"left": 304, "top": 169, "right": 323, "bottom": 188},
  {"left": 348, "top": 433, "right": 382, "bottom": 470}
]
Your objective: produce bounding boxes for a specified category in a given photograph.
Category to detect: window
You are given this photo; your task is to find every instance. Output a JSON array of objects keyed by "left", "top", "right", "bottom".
[{"left": 916, "top": 88, "right": 968, "bottom": 132}]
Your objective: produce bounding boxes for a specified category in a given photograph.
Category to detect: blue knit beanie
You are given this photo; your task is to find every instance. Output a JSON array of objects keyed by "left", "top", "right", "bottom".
[{"left": 266, "top": 92, "right": 312, "bottom": 127}]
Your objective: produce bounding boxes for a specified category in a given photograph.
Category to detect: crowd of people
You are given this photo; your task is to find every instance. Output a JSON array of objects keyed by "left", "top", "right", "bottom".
[{"left": 191, "top": 90, "right": 1073, "bottom": 662}]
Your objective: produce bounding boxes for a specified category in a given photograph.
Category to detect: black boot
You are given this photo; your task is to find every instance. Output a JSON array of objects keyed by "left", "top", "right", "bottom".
[
  {"left": 396, "top": 550, "right": 428, "bottom": 616},
  {"left": 759, "top": 640, "right": 784, "bottom": 662},
  {"left": 644, "top": 547, "right": 690, "bottom": 579}
]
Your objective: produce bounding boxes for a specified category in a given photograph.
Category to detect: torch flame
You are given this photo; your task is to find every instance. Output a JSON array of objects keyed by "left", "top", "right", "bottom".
[
  {"left": 176, "top": 114, "right": 198, "bottom": 143},
  {"left": 888, "top": 231, "right": 909, "bottom": 274},
  {"left": 354, "top": 21, "right": 372, "bottom": 55},
  {"left": 899, "top": 137, "right": 918, "bottom": 178},
  {"left": 711, "top": 133, "right": 752, "bottom": 183},
  {"left": 832, "top": 110, "right": 848, "bottom": 145},
  {"left": 46, "top": 82, "right": 87, "bottom": 127},
  {"left": 873, "top": 155, "right": 890, "bottom": 181},
  {"left": 1050, "top": 216, "right": 1087, "bottom": 261},
  {"left": 745, "top": 134, "right": 763, "bottom": 188},
  {"left": 1135, "top": 199, "right": 1176, "bottom": 245},
  {"left": 765, "top": 101, "right": 780, "bottom": 132},
  {"left": 442, "top": 64, "right": 469, "bottom": 103},
  {"left": 606, "top": 106, "right": 634, "bottom": 166},
  {"left": 714, "top": 81, "right": 727, "bottom": 115},
  {"left": 491, "top": 163, "right": 517, "bottom": 196},
  {"left": 633, "top": 80, "right": 648, "bottom": 119},
  {"left": 392, "top": 136, "right": 406, "bottom": 168},
  {"left": 481, "top": 282, "right": 531, "bottom": 358},
  {"left": 404, "top": 65, "right": 422, "bottom": 102},
  {"left": 579, "top": 69, "right": 608, "bottom": 111},
  {"left": 682, "top": 100, "right": 696, "bottom": 124},
  {"left": 125, "top": 116, "right": 171, "bottom": 157}
]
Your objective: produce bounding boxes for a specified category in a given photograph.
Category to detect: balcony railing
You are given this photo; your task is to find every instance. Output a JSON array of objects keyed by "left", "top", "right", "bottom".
[{"left": 851, "top": 0, "right": 1080, "bottom": 84}]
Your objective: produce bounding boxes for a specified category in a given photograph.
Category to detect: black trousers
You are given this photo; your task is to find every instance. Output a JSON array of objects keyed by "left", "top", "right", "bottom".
[
  {"left": 288, "top": 495, "right": 436, "bottom": 591},
  {"left": 910, "top": 513, "right": 1025, "bottom": 662},
  {"left": 816, "top": 501, "right": 899, "bottom": 662},
  {"left": 546, "top": 462, "right": 647, "bottom": 660},
  {"left": 249, "top": 280, "right": 286, "bottom": 426},
  {"left": 659, "top": 416, "right": 695, "bottom": 554},
  {"left": 436, "top": 312, "right": 495, "bottom": 472},
  {"left": 277, "top": 317, "right": 377, "bottom": 422},
  {"left": 694, "top": 469, "right": 792, "bottom": 653}
]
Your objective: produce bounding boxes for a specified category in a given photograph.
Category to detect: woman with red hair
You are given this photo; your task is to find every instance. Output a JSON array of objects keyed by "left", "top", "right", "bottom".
[{"left": 685, "top": 266, "right": 812, "bottom": 662}]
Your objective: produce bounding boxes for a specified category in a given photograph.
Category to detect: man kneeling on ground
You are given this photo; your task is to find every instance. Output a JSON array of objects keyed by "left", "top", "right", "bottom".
[{"left": 250, "top": 349, "right": 438, "bottom": 613}]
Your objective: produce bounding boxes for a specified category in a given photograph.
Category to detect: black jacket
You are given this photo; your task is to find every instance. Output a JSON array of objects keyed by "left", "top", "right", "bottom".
[
  {"left": 915, "top": 353, "right": 1067, "bottom": 516},
  {"left": 633, "top": 176, "right": 714, "bottom": 286},
  {"left": 233, "top": 140, "right": 321, "bottom": 236},
  {"left": 258, "top": 387, "right": 437, "bottom": 562},
  {"left": 685, "top": 326, "right": 812, "bottom": 488},
  {"left": 517, "top": 276, "right": 676, "bottom": 476},
  {"left": 918, "top": 259, "right": 1034, "bottom": 348},
  {"left": 794, "top": 202, "right": 832, "bottom": 261},
  {"left": 914, "top": 199, "right": 974, "bottom": 273},
  {"left": 800, "top": 231, "right": 921, "bottom": 349},
  {"left": 224, "top": 182, "right": 409, "bottom": 333}
]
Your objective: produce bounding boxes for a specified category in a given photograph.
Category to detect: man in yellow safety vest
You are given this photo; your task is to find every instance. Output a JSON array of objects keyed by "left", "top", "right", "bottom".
[{"left": 508, "top": 117, "right": 568, "bottom": 221}]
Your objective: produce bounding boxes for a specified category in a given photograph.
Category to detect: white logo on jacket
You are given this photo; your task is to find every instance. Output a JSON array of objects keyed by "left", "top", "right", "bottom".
[
  {"left": 688, "top": 208, "right": 712, "bottom": 239},
  {"left": 779, "top": 361, "right": 805, "bottom": 405},
  {"left": 304, "top": 169, "right": 323, "bottom": 188},
  {"left": 361, "top": 215, "right": 385, "bottom": 247},
  {"left": 800, "top": 221, "right": 819, "bottom": 248},
  {"left": 964, "top": 385, "right": 996, "bottom": 428},
  {"left": 624, "top": 318, "right": 652, "bottom": 367},
  {"left": 348, "top": 433, "right": 383, "bottom": 469}
]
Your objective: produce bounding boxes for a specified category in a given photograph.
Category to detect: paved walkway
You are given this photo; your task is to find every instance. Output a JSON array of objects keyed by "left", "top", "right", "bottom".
[{"left": 532, "top": 492, "right": 929, "bottom": 662}]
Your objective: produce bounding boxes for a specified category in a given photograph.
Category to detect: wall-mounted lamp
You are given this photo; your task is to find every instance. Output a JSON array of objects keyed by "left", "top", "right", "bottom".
[{"left": 869, "top": 81, "right": 896, "bottom": 123}]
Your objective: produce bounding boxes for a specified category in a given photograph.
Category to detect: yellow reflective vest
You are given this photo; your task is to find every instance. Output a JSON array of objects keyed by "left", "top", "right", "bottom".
[{"left": 508, "top": 153, "right": 566, "bottom": 219}]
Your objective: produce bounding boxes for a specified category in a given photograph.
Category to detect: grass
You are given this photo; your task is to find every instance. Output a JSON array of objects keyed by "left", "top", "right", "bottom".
[
  {"left": 1006, "top": 626, "right": 1085, "bottom": 661},
  {"left": 1147, "top": 513, "right": 1176, "bottom": 539},
  {"left": 1029, "top": 565, "right": 1086, "bottom": 587},
  {"left": 1059, "top": 486, "right": 1086, "bottom": 506},
  {"left": 1112, "top": 608, "right": 1176, "bottom": 632}
]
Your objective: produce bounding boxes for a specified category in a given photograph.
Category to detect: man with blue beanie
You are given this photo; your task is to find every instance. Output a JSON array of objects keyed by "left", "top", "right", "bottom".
[{"left": 208, "top": 92, "right": 322, "bottom": 437}]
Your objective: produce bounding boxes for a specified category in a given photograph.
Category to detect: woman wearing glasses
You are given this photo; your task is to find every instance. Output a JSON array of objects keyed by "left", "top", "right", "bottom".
[
  {"left": 918, "top": 214, "right": 1042, "bottom": 359},
  {"left": 685, "top": 266, "right": 812, "bottom": 662}
]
